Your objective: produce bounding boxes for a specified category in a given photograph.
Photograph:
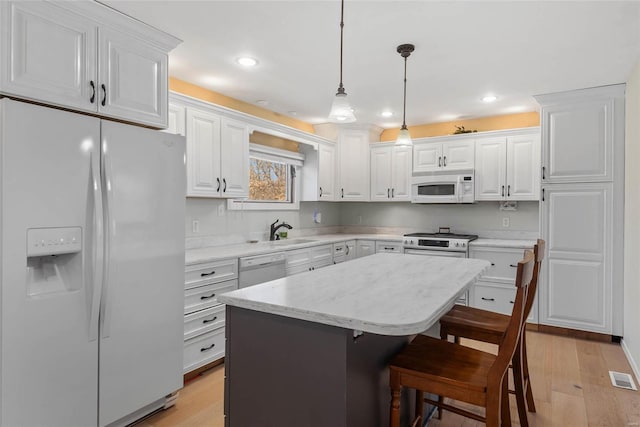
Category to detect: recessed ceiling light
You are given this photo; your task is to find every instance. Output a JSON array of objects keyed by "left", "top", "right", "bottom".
[
  {"left": 381, "top": 110, "right": 393, "bottom": 118},
  {"left": 237, "top": 56, "right": 258, "bottom": 67},
  {"left": 255, "top": 100, "right": 268, "bottom": 106},
  {"left": 481, "top": 95, "right": 497, "bottom": 103}
]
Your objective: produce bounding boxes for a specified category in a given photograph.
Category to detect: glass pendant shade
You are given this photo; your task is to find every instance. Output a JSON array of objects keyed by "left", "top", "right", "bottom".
[
  {"left": 395, "top": 126, "right": 412, "bottom": 146},
  {"left": 328, "top": 92, "right": 356, "bottom": 123}
]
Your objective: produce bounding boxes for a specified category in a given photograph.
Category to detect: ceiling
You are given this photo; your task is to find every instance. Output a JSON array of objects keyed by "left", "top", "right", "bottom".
[{"left": 103, "top": 1, "right": 640, "bottom": 129}]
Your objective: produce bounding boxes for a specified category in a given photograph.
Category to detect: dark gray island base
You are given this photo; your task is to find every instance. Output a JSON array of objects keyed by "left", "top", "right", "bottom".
[{"left": 224, "top": 306, "right": 414, "bottom": 427}]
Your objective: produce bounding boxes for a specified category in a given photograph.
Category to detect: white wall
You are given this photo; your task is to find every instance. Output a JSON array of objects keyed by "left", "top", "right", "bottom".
[
  {"left": 185, "top": 200, "right": 341, "bottom": 243},
  {"left": 340, "top": 201, "right": 539, "bottom": 236},
  {"left": 624, "top": 59, "right": 640, "bottom": 381}
]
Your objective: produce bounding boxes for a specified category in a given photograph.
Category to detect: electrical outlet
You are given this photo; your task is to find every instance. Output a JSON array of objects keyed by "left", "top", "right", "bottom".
[
  {"left": 218, "top": 204, "right": 225, "bottom": 217},
  {"left": 192, "top": 220, "right": 200, "bottom": 234},
  {"left": 502, "top": 217, "right": 510, "bottom": 228}
]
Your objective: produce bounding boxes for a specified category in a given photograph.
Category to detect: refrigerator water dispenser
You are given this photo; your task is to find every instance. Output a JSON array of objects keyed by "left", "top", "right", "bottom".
[{"left": 26, "top": 227, "right": 83, "bottom": 296}]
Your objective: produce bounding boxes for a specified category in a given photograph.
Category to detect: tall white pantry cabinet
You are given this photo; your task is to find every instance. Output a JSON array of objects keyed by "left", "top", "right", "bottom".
[{"left": 535, "top": 84, "right": 625, "bottom": 336}]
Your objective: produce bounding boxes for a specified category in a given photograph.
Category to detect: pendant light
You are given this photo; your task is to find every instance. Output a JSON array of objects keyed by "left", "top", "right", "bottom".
[
  {"left": 328, "top": 0, "right": 356, "bottom": 123},
  {"left": 396, "top": 43, "right": 415, "bottom": 146}
]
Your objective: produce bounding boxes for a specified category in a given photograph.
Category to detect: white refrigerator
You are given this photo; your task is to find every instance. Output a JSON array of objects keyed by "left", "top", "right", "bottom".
[{"left": 0, "top": 99, "right": 186, "bottom": 427}]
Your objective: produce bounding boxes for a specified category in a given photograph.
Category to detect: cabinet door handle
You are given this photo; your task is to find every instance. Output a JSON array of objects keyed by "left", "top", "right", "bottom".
[
  {"left": 223, "top": 178, "right": 227, "bottom": 192},
  {"left": 101, "top": 84, "right": 107, "bottom": 106},
  {"left": 509, "top": 300, "right": 515, "bottom": 304},
  {"left": 391, "top": 188, "right": 395, "bottom": 198},
  {"left": 200, "top": 293, "right": 216, "bottom": 300},
  {"left": 481, "top": 297, "right": 495, "bottom": 301},
  {"left": 341, "top": 188, "right": 344, "bottom": 198},
  {"left": 509, "top": 264, "right": 518, "bottom": 268},
  {"left": 216, "top": 177, "right": 221, "bottom": 192},
  {"left": 202, "top": 316, "right": 218, "bottom": 324},
  {"left": 542, "top": 166, "right": 546, "bottom": 180},
  {"left": 387, "top": 188, "right": 390, "bottom": 198},
  {"left": 542, "top": 188, "right": 545, "bottom": 201},
  {"left": 438, "top": 156, "right": 442, "bottom": 167},
  {"left": 443, "top": 156, "right": 447, "bottom": 167},
  {"left": 507, "top": 185, "right": 511, "bottom": 197},
  {"left": 319, "top": 187, "right": 323, "bottom": 197},
  {"left": 501, "top": 185, "right": 505, "bottom": 197},
  {"left": 491, "top": 263, "right": 496, "bottom": 266},
  {"left": 89, "top": 80, "right": 96, "bottom": 103},
  {"left": 346, "top": 246, "right": 350, "bottom": 255},
  {"left": 200, "top": 343, "right": 216, "bottom": 352},
  {"left": 200, "top": 270, "right": 216, "bottom": 277}
]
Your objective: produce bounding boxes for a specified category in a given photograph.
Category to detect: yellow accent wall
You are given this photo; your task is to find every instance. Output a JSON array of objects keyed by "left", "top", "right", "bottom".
[
  {"left": 379, "top": 112, "right": 540, "bottom": 142},
  {"left": 250, "top": 131, "right": 299, "bottom": 152},
  {"left": 169, "top": 77, "right": 315, "bottom": 133}
]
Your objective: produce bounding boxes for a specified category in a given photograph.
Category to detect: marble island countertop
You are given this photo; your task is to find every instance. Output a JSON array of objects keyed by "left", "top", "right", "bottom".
[{"left": 218, "top": 253, "right": 491, "bottom": 336}]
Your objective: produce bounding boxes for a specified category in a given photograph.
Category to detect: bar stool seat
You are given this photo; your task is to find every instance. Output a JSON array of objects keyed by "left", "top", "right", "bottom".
[{"left": 439, "top": 305, "right": 509, "bottom": 345}]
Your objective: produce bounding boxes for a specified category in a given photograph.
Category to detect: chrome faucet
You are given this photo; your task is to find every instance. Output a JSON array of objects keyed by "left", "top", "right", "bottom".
[{"left": 269, "top": 219, "right": 293, "bottom": 241}]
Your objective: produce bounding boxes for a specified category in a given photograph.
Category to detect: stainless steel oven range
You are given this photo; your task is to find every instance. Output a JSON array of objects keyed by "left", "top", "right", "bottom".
[{"left": 402, "top": 230, "right": 478, "bottom": 305}]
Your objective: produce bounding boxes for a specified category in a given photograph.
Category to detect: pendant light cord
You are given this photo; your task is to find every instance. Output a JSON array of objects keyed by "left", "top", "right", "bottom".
[
  {"left": 402, "top": 55, "right": 407, "bottom": 129},
  {"left": 337, "top": 0, "right": 345, "bottom": 94}
]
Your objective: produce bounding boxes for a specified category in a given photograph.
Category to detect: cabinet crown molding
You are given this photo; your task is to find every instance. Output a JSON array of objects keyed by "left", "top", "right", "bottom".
[
  {"left": 534, "top": 84, "right": 625, "bottom": 107},
  {"left": 409, "top": 126, "right": 540, "bottom": 146},
  {"left": 170, "top": 91, "right": 335, "bottom": 150}
]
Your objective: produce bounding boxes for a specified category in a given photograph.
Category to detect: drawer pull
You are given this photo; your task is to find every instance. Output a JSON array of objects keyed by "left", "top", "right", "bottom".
[
  {"left": 201, "top": 270, "right": 216, "bottom": 277},
  {"left": 491, "top": 263, "right": 495, "bottom": 266},
  {"left": 202, "top": 316, "right": 218, "bottom": 324},
  {"left": 481, "top": 297, "right": 495, "bottom": 301},
  {"left": 384, "top": 247, "right": 394, "bottom": 250},
  {"left": 509, "top": 264, "right": 518, "bottom": 268},
  {"left": 200, "top": 293, "right": 216, "bottom": 300},
  {"left": 200, "top": 343, "right": 216, "bottom": 352},
  {"left": 509, "top": 300, "right": 515, "bottom": 304}
]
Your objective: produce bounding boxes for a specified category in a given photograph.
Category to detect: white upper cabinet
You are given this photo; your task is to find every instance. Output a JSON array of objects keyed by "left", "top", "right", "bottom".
[
  {"left": 186, "top": 108, "right": 222, "bottom": 197},
  {"left": 318, "top": 144, "right": 337, "bottom": 201},
  {"left": 0, "top": 1, "right": 179, "bottom": 128},
  {"left": 166, "top": 103, "right": 186, "bottom": 136},
  {"left": 370, "top": 144, "right": 411, "bottom": 202},
  {"left": 98, "top": 27, "right": 168, "bottom": 127},
  {"left": 184, "top": 108, "right": 249, "bottom": 199},
  {"left": 413, "top": 138, "right": 474, "bottom": 173},
  {"left": 536, "top": 86, "right": 624, "bottom": 183},
  {"left": 220, "top": 118, "right": 249, "bottom": 198},
  {"left": 475, "top": 129, "right": 540, "bottom": 201},
  {"left": 337, "top": 129, "right": 372, "bottom": 201}
]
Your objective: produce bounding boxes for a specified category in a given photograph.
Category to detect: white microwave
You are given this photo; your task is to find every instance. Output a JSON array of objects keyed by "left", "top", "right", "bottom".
[{"left": 411, "top": 173, "right": 475, "bottom": 203}]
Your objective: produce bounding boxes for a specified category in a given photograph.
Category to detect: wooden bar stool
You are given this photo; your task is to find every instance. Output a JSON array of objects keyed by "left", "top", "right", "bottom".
[
  {"left": 388, "top": 249, "right": 535, "bottom": 427},
  {"left": 430, "top": 239, "right": 545, "bottom": 427}
]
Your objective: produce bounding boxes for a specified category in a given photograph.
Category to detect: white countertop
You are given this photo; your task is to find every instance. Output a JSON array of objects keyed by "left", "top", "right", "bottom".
[
  {"left": 470, "top": 238, "right": 537, "bottom": 249},
  {"left": 218, "top": 253, "right": 490, "bottom": 336},
  {"left": 185, "top": 233, "right": 402, "bottom": 265}
]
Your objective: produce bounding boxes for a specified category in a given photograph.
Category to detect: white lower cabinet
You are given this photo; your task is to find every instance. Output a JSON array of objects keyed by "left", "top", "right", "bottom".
[
  {"left": 285, "top": 244, "right": 333, "bottom": 275},
  {"left": 470, "top": 245, "right": 537, "bottom": 323},
  {"left": 356, "top": 240, "right": 375, "bottom": 258},
  {"left": 183, "top": 258, "right": 238, "bottom": 373},
  {"left": 375, "top": 241, "right": 403, "bottom": 254}
]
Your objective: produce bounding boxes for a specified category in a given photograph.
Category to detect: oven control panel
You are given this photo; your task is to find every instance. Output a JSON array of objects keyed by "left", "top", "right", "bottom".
[{"left": 403, "top": 237, "right": 469, "bottom": 252}]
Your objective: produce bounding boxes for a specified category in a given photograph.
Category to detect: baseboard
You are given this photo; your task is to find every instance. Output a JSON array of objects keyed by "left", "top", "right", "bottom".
[
  {"left": 621, "top": 339, "right": 640, "bottom": 384},
  {"left": 184, "top": 358, "right": 224, "bottom": 383},
  {"left": 536, "top": 324, "right": 612, "bottom": 342}
]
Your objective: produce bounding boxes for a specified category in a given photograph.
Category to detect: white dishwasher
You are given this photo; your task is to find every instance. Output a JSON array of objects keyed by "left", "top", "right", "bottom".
[{"left": 238, "top": 252, "right": 287, "bottom": 288}]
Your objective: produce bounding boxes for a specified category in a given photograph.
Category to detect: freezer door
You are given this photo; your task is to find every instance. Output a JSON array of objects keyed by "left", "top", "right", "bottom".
[
  {"left": 98, "top": 121, "right": 185, "bottom": 426},
  {"left": 0, "top": 99, "right": 101, "bottom": 426}
]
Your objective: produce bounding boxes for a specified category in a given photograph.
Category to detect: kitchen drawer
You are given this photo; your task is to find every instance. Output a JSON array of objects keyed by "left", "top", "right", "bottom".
[
  {"left": 183, "top": 327, "right": 225, "bottom": 373},
  {"left": 310, "top": 244, "right": 333, "bottom": 268},
  {"left": 470, "top": 247, "right": 527, "bottom": 283},
  {"left": 184, "top": 304, "right": 226, "bottom": 340},
  {"left": 184, "top": 258, "right": 238, "bottom": 290},
  {"left": 184, "top": 279, "right": 238, "bottom": 315},
  {"left": 472, "top": 282, "right": 537, "bottom": 322},
  {"left": 472, "top": 283, "right": 516, "bottom": 315},
  {"left": 375, "top": 241, "right": 403, "bottom": 254}
]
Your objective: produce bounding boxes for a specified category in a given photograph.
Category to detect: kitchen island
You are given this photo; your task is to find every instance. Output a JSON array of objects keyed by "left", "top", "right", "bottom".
[{"left": 218, "top": 253, "right": 490, "bottom": 427}]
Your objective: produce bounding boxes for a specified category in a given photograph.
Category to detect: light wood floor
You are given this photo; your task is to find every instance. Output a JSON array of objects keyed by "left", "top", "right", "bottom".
[{"left": 139, "top": 331, "right": 640, "bottom": 427}]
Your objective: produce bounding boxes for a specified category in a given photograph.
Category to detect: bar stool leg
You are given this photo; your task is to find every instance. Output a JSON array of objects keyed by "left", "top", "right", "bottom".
[{"left": 390, "top": 370, "right": 402, "bottom": 427}]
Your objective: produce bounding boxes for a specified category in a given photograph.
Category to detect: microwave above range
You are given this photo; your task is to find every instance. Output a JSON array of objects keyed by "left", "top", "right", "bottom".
[{"left": 411, "top": 172, "right": 474, "bottom": 204}]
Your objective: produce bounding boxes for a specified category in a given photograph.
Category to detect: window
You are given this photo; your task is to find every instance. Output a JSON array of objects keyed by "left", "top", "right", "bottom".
[{"left": 228, "top": 143, "right": 304, "bottom": 211}]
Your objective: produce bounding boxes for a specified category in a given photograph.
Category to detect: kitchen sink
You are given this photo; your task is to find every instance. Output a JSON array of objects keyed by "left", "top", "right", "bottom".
[{"left": 268, "top": 238, "right": 318, "bottom": 246}]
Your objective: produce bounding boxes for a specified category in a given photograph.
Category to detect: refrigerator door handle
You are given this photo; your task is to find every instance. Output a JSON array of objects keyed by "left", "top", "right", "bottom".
[
  {"left": 100, "top": 139, "right": 115, "bottom": 339},
  {"left": 88, "top": 150, "right": 105, "bottom": 341}
]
